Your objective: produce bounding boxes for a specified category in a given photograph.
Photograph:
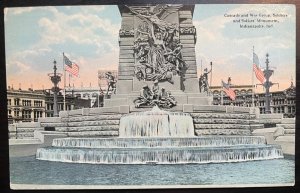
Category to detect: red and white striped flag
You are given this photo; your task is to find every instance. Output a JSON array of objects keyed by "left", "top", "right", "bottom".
[
  {"left": 64, "top": 55, "right": 79, "bottom": 77},
  {"left": 253, "top": 53, "right": 265, "bottom": 84},
  {"left": 222, "top": 80, "right": 236, "bottom": 100}
]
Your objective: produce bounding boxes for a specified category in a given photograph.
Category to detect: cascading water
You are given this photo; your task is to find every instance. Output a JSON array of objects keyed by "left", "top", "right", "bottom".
[
  {"left": 119, "top": 106, "right": 194, "bottom": 137},
  {"left": 36, "top": 106, "right": 284, "bottom": 164}
]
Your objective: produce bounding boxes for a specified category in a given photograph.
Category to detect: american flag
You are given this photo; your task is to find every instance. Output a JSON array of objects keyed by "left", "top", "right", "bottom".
[
  {"left": 253, "top": 53, "right": 265, "bottom": 84},
  {"left": 64, "top": 55, "right": 79, "bottom": 77},
  {"left": 222, "top": 80, "right": 236, "bottom": 100}
]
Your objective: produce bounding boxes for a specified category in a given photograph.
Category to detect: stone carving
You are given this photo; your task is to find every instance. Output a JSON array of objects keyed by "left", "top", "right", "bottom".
[
  {"left": 105, "top": 72, "right": 117, "bottom": 95},
  {"left": 199, "top": 68, "right": 211, "bottom": 94},
  {"left": 134, "top": 83, "right": 177, "bottom": 108},
  {"left": 119, "top": 29, "right": 135, "bottom": 37},
  {"left": 179, "top": 26, "right": 196, "bottom": 35},
  {"left": 179, "top": 26, "right": 197, "bottom": 42},
  {"left": 127, "top": 5, "right": 188, "bottom": 83}
]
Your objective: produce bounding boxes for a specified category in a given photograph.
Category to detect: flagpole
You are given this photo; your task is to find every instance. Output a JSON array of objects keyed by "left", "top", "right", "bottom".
[
  {"left": 63, "top": 52, "right": 66, "bottom": 111},
  {"left": 210, "top": 61, "right": 213, "bottom": 96},
  {"left": 252, "top": 46, "right": 255, "bottom": 107},
  {"left": 221, "top": 81, "right": 223, "bottom": 105}
]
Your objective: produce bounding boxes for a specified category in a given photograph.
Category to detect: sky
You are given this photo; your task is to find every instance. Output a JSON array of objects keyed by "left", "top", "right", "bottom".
[{"left": 5, "top": 4, "right": 295, "bottom": 92}]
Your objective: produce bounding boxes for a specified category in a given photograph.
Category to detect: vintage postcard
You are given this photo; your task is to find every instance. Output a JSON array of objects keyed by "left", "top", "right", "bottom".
[{"left": 5, "top": 1, "right": 295, "bottom": 189}]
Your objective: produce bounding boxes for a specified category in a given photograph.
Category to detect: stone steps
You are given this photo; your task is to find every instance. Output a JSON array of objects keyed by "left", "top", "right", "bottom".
[
  {"left": 55, "top": 125, "right": 119, "bottom": 132},
  {"left": 66, "top": 120, "right": 119, "bottom": 127},
  {"left": 190, "top": 113, "right": 255, "bottom": 119},
  {"left": 15, "top": 132, "right": 35, "bottom": 139},
  {"left": 61, "top": 114, "right": 123, "bottom": 122},
  {"left": 193, "top": 118, "right": 257, "bottom": 124},
  {"left": 195, "top": 129, "right": 251, "bottom": 136},
  {"left": 35, "top": 109, "right": 258, "bottom": 137},
  {"left": 194, "top": 124, "right": 250, "bottom": 130},
  {"left": 67, "top": 131, "right": 118, "bottom": 137}
]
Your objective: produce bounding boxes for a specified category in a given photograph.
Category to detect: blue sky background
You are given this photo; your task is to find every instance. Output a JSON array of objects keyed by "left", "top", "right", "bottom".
[{"left": 5, "top": 4, "right": 295, "bottom": 92}]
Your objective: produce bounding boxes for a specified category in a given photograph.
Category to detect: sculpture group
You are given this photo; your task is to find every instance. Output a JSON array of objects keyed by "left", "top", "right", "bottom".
[
  {"left": 128, "top": 5, "right": 188, "bottom": 83},
  {"left": 134, "top": 80, "right": 177, "bottom": 108}
]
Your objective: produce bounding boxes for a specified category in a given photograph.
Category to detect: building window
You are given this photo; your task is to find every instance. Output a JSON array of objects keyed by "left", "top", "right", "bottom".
[
  {"left": 14, "top": 98, "right": 20, "bottom": 106},
  {"left": 7, "top": 99, "right": 11, "bottom": 106},
  {"left": 14, "top": 109, "right": 20, "bottom": 117},
  {"left": 22, "top": 100, "right": 32, "bottom": 106},
  {"left": 34, "top": 100, "right": 43, "bottom": 107},
  {"left": 22, "top": 110, "right": 31, "bottom": 119}
]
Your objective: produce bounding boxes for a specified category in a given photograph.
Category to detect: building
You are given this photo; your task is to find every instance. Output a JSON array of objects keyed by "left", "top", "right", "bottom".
[
  {"left": 7, "top": 86, "right": 92, "bottom": 122},
  {"left": 43, "top": 89, "right": 76, "bottom": 117},
  {"left": 7, "top": 86, "right": 46, "bottom": 123},
  {"left": 211, "top": 81, "right": 296, "bottom": 118},
  {"left": 65, "top": 86, "right": 103, "bottom": 108}
]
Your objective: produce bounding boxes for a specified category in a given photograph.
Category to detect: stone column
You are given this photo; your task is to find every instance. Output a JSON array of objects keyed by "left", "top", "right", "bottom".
[
  {"left": 179, "top": 6, "right": 199, "bottom": 93},
  {"left": 116, "top": 6, "right": 135, "bottom": 94}
]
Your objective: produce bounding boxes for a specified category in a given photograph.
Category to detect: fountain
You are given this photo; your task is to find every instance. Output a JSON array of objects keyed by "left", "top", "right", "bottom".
[
  {"left": 36, "top": 106, "right": 283, "bottom": 164},
  {"left": 35, "top": 4, "right": 283, "bottom": 165},
  {"left": 119, "top": 106, "right": 194, "bottom": 137}
]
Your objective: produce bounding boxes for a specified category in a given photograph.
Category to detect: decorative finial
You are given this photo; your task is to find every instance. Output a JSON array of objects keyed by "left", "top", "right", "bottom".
[{"left": 266, "top": 53, "right": 269, "bottom": 58}]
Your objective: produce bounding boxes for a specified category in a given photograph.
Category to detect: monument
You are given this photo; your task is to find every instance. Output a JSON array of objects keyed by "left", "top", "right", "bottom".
[
  {"left": 35, "top": 4, "right": 283, "bottom": 165},
  {"left": 105, "top": 5, "right": 212, "bottom": 108}
]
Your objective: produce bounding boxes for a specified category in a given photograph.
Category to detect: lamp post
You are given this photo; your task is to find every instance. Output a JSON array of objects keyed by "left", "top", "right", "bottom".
[
  {"left": 257, "top": 53, "right": 279, "bottom": 114},
  {"left": 48, "top": 60, "right": 62, "bottom": 117}
]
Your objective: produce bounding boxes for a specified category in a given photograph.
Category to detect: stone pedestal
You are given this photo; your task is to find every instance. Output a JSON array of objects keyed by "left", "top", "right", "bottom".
[{"left": 108, "top": 4, "right": 211, "bottom": 107}]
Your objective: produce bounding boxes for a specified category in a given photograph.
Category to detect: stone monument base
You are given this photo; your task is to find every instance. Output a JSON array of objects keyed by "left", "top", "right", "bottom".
[{"left": 106, "top": 76, "right": 212, "bottom": 107}]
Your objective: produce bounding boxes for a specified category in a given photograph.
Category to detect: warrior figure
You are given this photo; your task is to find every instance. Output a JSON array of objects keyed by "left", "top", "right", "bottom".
[
  {"left": 134, "top": 84, "right": 154, "bottom": 107},
  {"left": 105, "top": 72, "right": 117, "bottom": 95}
]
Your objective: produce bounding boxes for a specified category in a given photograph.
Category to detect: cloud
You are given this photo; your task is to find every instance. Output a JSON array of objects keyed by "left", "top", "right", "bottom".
[
  {"left": 194, "top": 4, "right": 295, "bottom": 89},
  {"left": 6, "top": 5, "right": 121, "bottom": 89},
  {"left": 6, "top": 7, "right": 35, "bottom": 15}
]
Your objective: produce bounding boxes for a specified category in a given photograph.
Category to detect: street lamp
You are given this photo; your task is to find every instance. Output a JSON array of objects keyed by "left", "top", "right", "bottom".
[{"left": 48, "top": 60, "right": 62, "bottom": 117}]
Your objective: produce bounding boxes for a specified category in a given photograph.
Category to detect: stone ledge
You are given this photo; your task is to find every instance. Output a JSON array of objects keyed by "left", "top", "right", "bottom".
[
  {"left": 40, "top": 122, "right": 67, "bottom": 127},
  {"left": 274, "top": 135, "right": 295, "bottom": 155},
  {"left": 56, "top": 125, "right": 119, "bottom": 132},
  {"left": 249, "top": 124, "right": 264, "bottom": 130},
  {"left": 258, "top": 119, "right": 282, "bottom": 124},
  {"left": 15, "top": 122, "right": 41, "bottom": 128},
  {"left": 275, "top": 135, "right": 295, "bottom": 143},
  {"left": 9, "top": 138, "right": 42, "bottom": 145},
  {"left": 89, "top": 107, "right": 120, "bottom": 114},
  {"left": 281, "top": 118, "right": 295, "bottom": 124},
  {"left": 62, "top": 114, "right": 122, "bottom": 122},
  {"left": 195, "top": 129, "right": 251, "bottom": 136},
  {"left": 259, "top": 114, "right": 283, "bottom": 119},
  {"left": 190, "top": 113, "right": 253, "bottom": 119},
  {"left": 39, "top": 117, "right": 61, "bottom": 123},
  {"left": 193, "top": 118, "right": 252, "bottom": 124},
  {"left": 67, "top": 120, "right": 119, "bottom": 127},
  {"left": 193, "top": 105, "right": 226, "bottom": 112},
  {"left": 67, "top": 131, "right": 118, "bottom": 137},
  {"left": 284, "top": 129, "right": 295, "bottom": 135},
  {"left": 276, "top": 124, "right": 295, "bottom": 129},
  {"left": 194, "top": 124, "right": 250, "bottom": 129},
  {"left": 252, "top": 127, "right": 284, "bottom": 144},
  {"left": 14, "top": 127, "right": 43, "bottom": 133}
]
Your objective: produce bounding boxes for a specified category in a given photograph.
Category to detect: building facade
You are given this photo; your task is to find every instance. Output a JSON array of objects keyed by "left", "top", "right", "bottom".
[
  {"left": 44, "top": 89, "right": 76, "bottom": 117},
  {"left": 7, "top": 87, "right": 46, "bottom": 123},
  {"left": 65, "top": 87, "right": 104, "bottom": 108},
  {"left": 211, "top": 82, "right": 296, "bottom": 118}
]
